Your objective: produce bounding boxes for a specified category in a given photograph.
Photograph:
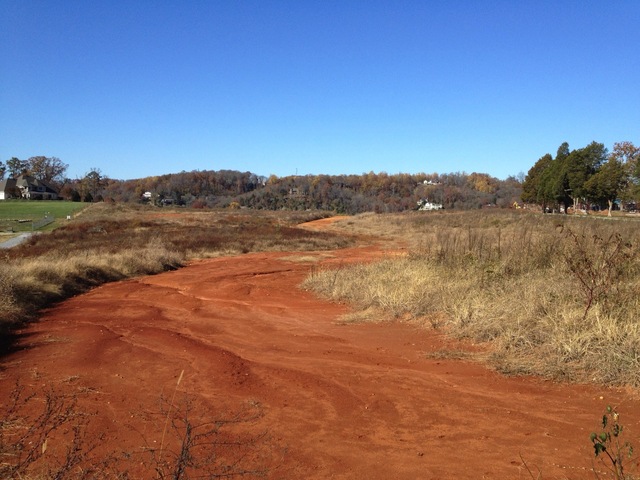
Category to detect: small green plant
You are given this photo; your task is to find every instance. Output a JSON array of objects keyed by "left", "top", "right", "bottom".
[{"left": 590, "top": 405, "right": 636, "bottom": 480}]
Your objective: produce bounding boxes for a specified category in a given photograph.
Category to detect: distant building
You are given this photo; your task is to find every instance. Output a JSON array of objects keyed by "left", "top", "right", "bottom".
[
  {"left": 417, "top": 199, "right": 443, "bottom": 211},
  {"left": 0, "top": 178, "right": 18, "bottom": 200},
  {"left": 288, "top": 187, "right": 306, "bottom": 198}
]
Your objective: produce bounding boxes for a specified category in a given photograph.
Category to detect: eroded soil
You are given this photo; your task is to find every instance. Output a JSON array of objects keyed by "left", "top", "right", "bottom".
[{"left": 2, "top": 217, "right": 639, "bottom": 479}]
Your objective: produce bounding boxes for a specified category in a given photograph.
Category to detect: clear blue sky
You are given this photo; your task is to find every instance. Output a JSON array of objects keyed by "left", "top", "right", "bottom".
[{"left": 1, "top": 1, "right": 639, "bottom": 181}]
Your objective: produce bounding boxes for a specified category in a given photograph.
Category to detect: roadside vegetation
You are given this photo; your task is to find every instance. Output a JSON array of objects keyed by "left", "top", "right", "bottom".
[
  {"left": 303, "top": 209, "right": 640, "bottom": 387},
  {"left": 0, "top": 203, "right": 350, "bottom": 336}
]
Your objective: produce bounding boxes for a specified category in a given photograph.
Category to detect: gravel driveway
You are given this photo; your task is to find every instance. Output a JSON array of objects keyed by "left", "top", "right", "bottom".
[{"left": 0, "top": 232, "right": 34, "bottom": 249}]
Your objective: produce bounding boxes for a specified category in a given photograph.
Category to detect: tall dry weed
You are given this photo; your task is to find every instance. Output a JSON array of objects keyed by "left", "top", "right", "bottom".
[
  {"left": 0, "top": 244, "right": 185, "bottom": 332},
  {"left": 304, "top": 211, "right": 640, "bottom": 387},
  {"left": 305, "top": 258, "right": 443, "bottom": 318},
  {"left": 0, "top": 265, "right": 21, "bottom": 326}
]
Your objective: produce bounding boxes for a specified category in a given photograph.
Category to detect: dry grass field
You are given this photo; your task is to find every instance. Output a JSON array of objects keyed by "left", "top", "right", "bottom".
[{"left": 303, "top": 209, "right": 640, "bottom": 387}]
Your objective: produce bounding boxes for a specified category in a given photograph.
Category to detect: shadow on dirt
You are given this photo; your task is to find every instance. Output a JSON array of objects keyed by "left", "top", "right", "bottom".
[{"left": 0, "top": 329, "right": 35, "bottom": 360}]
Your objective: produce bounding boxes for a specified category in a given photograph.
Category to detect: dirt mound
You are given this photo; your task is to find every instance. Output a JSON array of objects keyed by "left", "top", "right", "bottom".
[{"left": 2, "top": 218, "right": 639, "bottom": 479}]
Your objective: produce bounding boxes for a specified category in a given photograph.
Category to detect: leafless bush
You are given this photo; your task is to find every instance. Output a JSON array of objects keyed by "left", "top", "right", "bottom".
[
  {"left": 142, "top": 394, "right": 268, "bottom": 479},
  {"left": 563, "top": 228, "right": 637, "bottom": 320},
  {"left": 0, "top": 380, "right": 271, "bottom": 479},
  {"left": 0, "top": 381, "right": 115, "bottom": 480}
]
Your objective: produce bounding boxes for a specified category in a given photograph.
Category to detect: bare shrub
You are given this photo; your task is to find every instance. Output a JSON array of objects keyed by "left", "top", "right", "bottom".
[
  {"left": 563, "top": 227, "right": 637, "bottom": 320},
  {"left": 0, "top": 379, "right": 270, "bottom": 479},
  {"left": 0, "top": 382, "right": 114, "bottom": 480},
  {"left": 142, "top": 394, "right": 268, "bottom": 479}
]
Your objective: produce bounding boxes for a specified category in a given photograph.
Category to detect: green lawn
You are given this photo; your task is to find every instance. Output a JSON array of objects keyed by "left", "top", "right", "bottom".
[{"left": 0, "top": 200, "right": 86, "bottom": 232}]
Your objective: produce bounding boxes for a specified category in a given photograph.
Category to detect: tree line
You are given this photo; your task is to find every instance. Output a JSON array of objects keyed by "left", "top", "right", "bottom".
[
  {"left": 0, "top": 158, "right": 524, "bottom": 213},
  {"left": 99, "top": 170, "right": 522, "bottom": 213},
  {"left": 521, "top": 141, "right": 640, "bottom": 215},
  {"left": 6, "top": 141, "right": 639, "bottom": 215}
]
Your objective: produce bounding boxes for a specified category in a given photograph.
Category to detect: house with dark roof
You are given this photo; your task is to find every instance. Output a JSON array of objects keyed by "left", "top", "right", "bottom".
[{"left": 0, "top": 175, "right": 59, "bottom": 200}]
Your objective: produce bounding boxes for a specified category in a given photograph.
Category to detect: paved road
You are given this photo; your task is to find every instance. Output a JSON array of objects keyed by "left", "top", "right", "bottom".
[{"left": 0, "top": 232, "right": 34, "bottom": 249}]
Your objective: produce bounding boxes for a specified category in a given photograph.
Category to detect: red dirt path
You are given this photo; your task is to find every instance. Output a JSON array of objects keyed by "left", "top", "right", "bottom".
[{"left": 2, "top": 217, "right": 639, "bottom": 479}]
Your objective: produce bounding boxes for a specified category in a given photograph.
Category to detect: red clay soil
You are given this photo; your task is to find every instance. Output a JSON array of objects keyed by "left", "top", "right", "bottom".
[{"left": 2, "top": 217, "right": 640, "bottom": 479}]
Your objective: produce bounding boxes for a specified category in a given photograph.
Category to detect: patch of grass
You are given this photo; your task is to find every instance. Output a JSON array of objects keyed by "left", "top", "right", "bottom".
[
  {"left": 303, "top": 210, "right": 640, "bottom": 387},
  {"left": 0, "top": 200, "right": 84, "bottom": 219},
  {"left": 0, "top": 200, "right": 86, "bottom": 232},
  {"left": 278, "top": 253, "right": 333, "bottom": 263},
  {"left": 423, "top": 350, "right": 472, "bottom": 361},
  {"left": 334, "top": 307, "right": 393, "bottom": 325}
]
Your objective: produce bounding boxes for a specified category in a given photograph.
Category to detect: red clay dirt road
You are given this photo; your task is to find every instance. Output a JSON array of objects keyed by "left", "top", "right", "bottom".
[{"left": 2, "top": 217, "right": 639, "bottom": 479}]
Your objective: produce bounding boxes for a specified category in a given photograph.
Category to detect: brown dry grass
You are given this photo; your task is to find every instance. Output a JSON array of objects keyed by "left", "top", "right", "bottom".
[{"left": 303, "top": 210, "right": 640, "bottom": 387}]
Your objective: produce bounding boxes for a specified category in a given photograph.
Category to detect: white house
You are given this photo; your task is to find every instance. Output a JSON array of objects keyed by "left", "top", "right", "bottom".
[{"left": 417, "top": 199, "right": 443, "bottom": 211}]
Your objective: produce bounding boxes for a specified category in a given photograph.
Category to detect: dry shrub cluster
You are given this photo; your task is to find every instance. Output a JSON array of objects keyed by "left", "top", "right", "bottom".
[
  {"left": 303, "top": 210, "right": 640, "bottom": 387},
  {"left": 0, "top": 382, "right": 111, "bottom": 480},
  {"left": 0, "top": 204, "right": 349, "bottom": 334},
  {"left": 0, "top": 380, "right": 270, "bottom": 479}
]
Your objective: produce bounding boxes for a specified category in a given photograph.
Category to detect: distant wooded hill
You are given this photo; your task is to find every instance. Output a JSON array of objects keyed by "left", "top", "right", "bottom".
[{"left": 59, "top": 170, "right": 522, "bottom": 213}]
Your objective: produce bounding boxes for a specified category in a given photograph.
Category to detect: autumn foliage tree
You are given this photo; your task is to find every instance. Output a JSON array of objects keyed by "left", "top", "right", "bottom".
[
  {"left": 2, "top": 156, "right": 68, "bottom": 188},
  {"left": 27, "top": 156, "right": 68, "bottom": 185}
]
